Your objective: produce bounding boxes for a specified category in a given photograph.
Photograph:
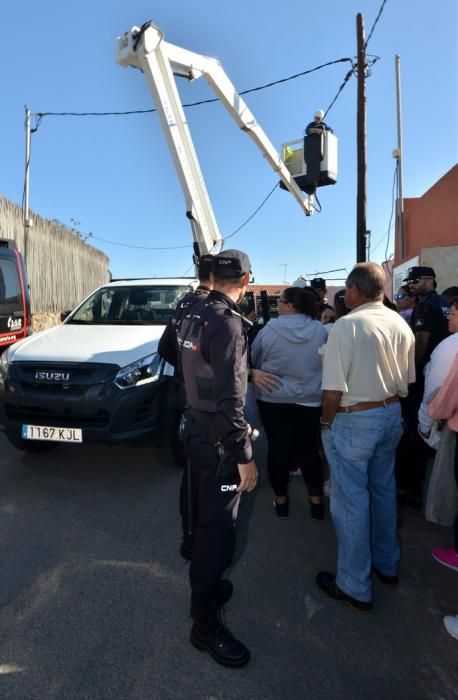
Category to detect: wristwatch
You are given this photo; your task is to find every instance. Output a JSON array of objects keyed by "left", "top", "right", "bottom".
[{"left": 320, "top": 419, "right": 332, "bottom": 430}]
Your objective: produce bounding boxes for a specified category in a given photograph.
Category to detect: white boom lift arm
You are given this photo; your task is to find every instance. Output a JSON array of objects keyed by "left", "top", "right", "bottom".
[{"left": 116, "top": 21, "right": 313, "bottom": 258}]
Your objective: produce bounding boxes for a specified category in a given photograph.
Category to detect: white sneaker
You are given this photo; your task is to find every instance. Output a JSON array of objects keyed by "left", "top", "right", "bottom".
[{"left": 443, "top": 614, "right": 458, "bottom": 640}]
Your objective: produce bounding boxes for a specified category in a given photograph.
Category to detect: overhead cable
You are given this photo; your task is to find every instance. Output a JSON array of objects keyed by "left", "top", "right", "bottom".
[
  {"left": 370, "top": 165, "right": 397, "bottom": 257},
  {"left": 88, "top": 182, "right": 280, "bottom": 251},
  {"left": 365, "top": 0, "right": 389, "bottom": 49},
  {"left": 32, "top": 57, "right": 355, "bottom": 122}
]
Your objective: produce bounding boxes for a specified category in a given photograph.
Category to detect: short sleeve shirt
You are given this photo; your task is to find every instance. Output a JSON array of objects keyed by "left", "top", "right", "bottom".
[{"left": 322, "top": 302, "right": 416, "bottom": 406}]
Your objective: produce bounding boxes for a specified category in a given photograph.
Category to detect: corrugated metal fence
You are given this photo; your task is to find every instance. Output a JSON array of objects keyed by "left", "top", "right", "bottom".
[{"left": 0, "top": 195, "right": 110, "bottom": 313}]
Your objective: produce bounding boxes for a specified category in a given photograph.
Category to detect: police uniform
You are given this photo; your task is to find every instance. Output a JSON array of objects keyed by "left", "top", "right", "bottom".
[
  {"left": 178, "top": 249, "right": 254, "bottom": 667},
  {"left": 409, "top": 290, "right": 451, "bottom": 370},
  {"left": 310, "top": 277, "right": 327, "bottom": 315},
  {"left": 157, "top": 254, "right": 214, "bottom": 369},
  {"left": 396, "top": 266, "right": 450, "bottom": 503}
]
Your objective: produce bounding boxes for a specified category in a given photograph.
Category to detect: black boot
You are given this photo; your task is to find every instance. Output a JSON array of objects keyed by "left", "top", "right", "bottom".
[{"left": 190, "top": 611, "right": 250, "bottom": 668}]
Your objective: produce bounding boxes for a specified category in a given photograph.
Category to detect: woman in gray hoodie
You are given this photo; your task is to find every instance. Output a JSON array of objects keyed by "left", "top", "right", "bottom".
[{"left": 251, "top": 287, "right": 328, "bottom": 519}]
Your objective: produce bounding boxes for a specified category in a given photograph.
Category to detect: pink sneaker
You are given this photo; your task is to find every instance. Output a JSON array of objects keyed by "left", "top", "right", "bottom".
[{"left": 431, "top": 547, "right": 458, "bottom": 572}]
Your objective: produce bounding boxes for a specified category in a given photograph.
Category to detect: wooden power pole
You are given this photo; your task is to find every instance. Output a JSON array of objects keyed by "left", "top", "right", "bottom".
[{"left": 356, "top": 13, "right": 367, "bottom": 263}]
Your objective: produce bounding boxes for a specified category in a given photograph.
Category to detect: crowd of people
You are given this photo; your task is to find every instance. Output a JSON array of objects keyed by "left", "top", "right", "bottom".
[{"left": 159, "top": 251, "right": 458, "bottom": 668}]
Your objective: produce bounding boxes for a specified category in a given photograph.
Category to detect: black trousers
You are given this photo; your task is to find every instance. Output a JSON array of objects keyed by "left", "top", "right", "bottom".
[
  {"left": 179, "top": 418, "right": 240, "bottom": 621},
  {"left": 396, "top": 378, "right": 434, "bottom": 499},
  {"left": 257, "top": 401, "right": 323, "bottom": 498}
]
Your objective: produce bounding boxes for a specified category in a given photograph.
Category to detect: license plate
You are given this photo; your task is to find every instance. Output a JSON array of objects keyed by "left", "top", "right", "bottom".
[{"left": 22, "top": 425, "right": 83, "bottom": 443}]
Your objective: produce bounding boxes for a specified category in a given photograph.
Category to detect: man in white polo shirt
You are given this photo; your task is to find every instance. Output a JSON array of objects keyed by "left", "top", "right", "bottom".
[{"left": 317, "top": 263, "right": 415, "bottom": 611}]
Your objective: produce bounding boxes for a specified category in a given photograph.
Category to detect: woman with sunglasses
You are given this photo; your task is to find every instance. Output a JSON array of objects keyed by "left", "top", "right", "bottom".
[
  {"left": 394, "top": 284, "right": 416, "bottom": 322},
  {"left": 251, "top": 287, "right": 328, "bottom": 519}
]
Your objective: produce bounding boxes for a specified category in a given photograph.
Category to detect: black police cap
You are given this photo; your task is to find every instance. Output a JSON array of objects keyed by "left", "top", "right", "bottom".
[
  {"left": 212, "top": 249, "right": 252, "bottom": 279},
  {"left": 197, "top": 254, "right": 214, "bottom": 279},
  {"left": 310, "top": 277, "right": 326, "bottom": 290},
  {"left": 403, "top": 266, "right": 436, "bottom": 282}
]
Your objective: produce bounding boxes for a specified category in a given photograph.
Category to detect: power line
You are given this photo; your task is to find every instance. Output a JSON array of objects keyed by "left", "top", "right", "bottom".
[
  {"left": 384, "top": 166, "right": 398, "bottom": 262},
  {"left": 88, "top": 181, "right": 280, "bottom": 251},
  {"left": 33, "top": 57, "right": 355, "bottom": 123},
  {"left": 365, "top": 0, "right": 389, "bottom": 49},
  {"left": 87, "top": 234, "right": 192, "bottom": 251},
  {"left": 370, "top": 165, "right": 397, "bottom": 257},
  {"left": 223, "top": 183, "right": 279, "bottom": 243}
]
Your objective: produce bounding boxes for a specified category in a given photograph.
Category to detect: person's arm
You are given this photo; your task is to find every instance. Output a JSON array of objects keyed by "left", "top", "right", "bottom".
[
  {"left": 157, "top": 320, "right": 178, "bottom": 368},
  {"left": 251, "top": 369, "right": 280, "bottom": 392},
  {"left": 321, "top": 390, "right": 343, "bottom": 429},
  {"left": 250, "top": 326, "right": 280, "bottom": 393},
  {"left": 208, "top": 317, "right": 253, "bottom": 464},
  {"left": 321, "top": 319, "right": 353, "bottom": 423},
  {"left": 415, "top": 330, "right": 431, "bottom": 366}
]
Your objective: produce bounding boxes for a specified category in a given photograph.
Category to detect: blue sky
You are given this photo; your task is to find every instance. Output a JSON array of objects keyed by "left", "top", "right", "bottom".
[{"left": 1, "top": 0, "right": 457, "bottom": 283}]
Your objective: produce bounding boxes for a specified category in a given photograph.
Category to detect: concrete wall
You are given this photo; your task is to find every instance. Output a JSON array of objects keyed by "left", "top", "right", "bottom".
[{"left": 395, "top": 165, "right": 458, "bottom": 264}]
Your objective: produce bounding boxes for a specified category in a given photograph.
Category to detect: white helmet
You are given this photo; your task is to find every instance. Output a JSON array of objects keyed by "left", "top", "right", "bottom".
[{"left": 314, "top": 109, "right": 325, "bottom": 119}]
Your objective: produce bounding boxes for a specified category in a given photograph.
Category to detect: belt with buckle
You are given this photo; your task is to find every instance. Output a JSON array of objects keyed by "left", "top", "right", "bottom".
[{"left": 337, "top": 395, "right": 399, "bottom": 413}]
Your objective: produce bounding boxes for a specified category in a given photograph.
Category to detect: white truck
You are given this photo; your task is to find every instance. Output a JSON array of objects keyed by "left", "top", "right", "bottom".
[{"left": 0, "top": 21, "right": 334, "bottom": 458}]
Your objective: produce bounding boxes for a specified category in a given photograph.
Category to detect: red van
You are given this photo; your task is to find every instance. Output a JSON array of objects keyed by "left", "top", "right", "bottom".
[{"left": 0, "top": 242, "right": 31, "bottom": 352}]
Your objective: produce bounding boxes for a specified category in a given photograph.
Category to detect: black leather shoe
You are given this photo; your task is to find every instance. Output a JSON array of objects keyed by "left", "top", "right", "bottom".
[
  {"left": 372, "top": 567, "right": 399, "bottom": 586},
  {"left": 316, "top": 571, "right": 372, "bottom": 612},
  {"left": 191, "top": 622, "right": 250, "bottom": 667},
  {"left": 274, "top": 497, "right": 289, "bottom": 518},
  {"left": 216, "top": 579, "right": 234, "bottom": 607}
]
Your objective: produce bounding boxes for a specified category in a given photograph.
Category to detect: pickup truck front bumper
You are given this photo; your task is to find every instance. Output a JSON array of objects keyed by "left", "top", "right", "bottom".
[{"left": 0, "top": 360, "right": 173, "bottom": 444}]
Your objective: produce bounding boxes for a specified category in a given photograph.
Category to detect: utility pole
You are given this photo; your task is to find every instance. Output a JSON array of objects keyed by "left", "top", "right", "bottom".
[
  {"left": 395, "top": 55, "right": 405, "bottom": 260},
  {"left": 366, "top": 229, "right": 371, "bottom": 260},
  {"left": 356, "top": 13, "right": 367, "bottom": 263},
  {"left": 23, "top": 106, "right": 33, "bottom": 265},
  {"left": 279, "top": 263, "right": 287, "bottom": 284}
]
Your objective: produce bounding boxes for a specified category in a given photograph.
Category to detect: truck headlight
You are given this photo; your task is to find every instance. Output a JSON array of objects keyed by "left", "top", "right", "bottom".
[
  {"left": 0, "top": 350, "right": 10, "bottom": 381},
  {"left": 114, "top": 353, "right": 163, "bottom": 389}
]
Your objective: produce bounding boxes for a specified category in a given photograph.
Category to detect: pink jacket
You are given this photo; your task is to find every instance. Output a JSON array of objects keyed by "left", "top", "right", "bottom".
[{"left": 429, "top": 352, "right": 458, "bottom": 432}]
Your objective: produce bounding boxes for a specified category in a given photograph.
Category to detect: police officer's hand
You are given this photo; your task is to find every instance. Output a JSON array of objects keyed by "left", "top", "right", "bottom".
[
  {"left": 237, "top": 460, "right": 258, "bottom": 493},
  {"left": 251, "top": 369, "right": 281, "bottom": 393}
]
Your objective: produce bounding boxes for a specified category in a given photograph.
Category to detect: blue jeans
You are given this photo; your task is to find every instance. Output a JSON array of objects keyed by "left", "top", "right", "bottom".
[{"left": 321, "top": 403, "right": 403, "bottom": 602}]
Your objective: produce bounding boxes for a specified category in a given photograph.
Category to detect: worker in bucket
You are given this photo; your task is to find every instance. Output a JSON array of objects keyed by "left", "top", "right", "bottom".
[{"left": 305, "top": 109, "right": 333, "bottom": 135}]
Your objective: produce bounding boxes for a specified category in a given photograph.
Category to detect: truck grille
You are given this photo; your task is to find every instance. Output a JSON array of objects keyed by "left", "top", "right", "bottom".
[
  {"left": 5, "top": 405, "right": 110, "bottom": 427},
  {"left": 5, "top": 361, "right": 118, "bottom": 428},
  {"left": 9, "top": 361, "right": 118, "bottom": 395}
]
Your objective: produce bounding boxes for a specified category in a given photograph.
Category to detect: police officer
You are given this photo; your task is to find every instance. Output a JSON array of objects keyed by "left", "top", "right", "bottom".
[
  {"left": 178, "top": 249, "right": 258, "bottom": 668},
  {"left": 405, "top": 266, "right": 451, "bottom": 373},
  {"left": 158, "top": 254, "right": 214, "bottom": 369},
  {"left": 310, "top": 277, "right": 328, "bottom": 315},
  {"left": 396, "top": 266, "right": 450, "bottom": 506}
]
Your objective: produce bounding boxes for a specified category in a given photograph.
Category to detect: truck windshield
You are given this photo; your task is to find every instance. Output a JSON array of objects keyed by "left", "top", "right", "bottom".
[
  {"left": 0, "top": 257, "right": 23, "bottom": 315},
  {"left": 67, "top": 285, "right": 193, "bottom": 325}
]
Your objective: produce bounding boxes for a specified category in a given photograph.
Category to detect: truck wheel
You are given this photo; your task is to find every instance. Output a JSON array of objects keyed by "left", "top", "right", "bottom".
[
  {"left": 170, "top": 431, "right": 187, "bottom": 468},
  {"left": 154, "top": 431, "right": 186, "bottom": 468},
  {"left": 6, "top": 435, "right": 58, "bottom": 453}
]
